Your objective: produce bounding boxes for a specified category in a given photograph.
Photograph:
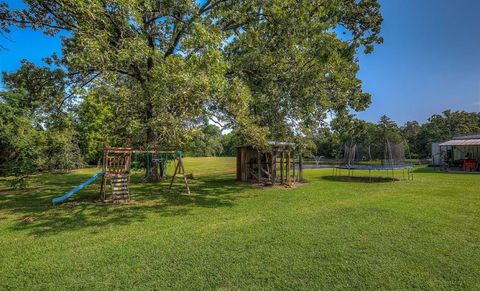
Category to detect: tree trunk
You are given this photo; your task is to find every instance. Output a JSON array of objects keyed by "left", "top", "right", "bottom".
[
  {"left": 144, "top": 87, "right": 160, "bottom": 182},
  {"left": 146, "top": 100, "right": 156, "bottom": 144}
]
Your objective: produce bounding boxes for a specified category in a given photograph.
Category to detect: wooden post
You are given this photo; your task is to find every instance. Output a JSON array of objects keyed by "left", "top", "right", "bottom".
[
  {"left": 236, "top": 149, "right": 241, "bottom": 181},
  {"left": 271, "top": 151, "right": 277, "bottom": 185},
  {"left": 179, "top": 157, "right": 190, "bottom": 194},
  {"left": 100, "top": 149, "right": 107, "bottom": 201},
  {"left": 100, "top": 176, "right": 106, "bottom": 201},
  {"left": 169, "top": 159, "right": 180, "bottom": 188},
  {"left": 169, "top": 156, "right": 190, "bottom": 194},
  {"left": 280, "top": 151, "right": 284, "bottom": 184},
  {"left": 292, "top": 153, "right": 296, "bottom": 183},
  {"left": 242, "top": 148, "right": 248, "bottom": 181},
  {"left": 299, "top": 152, "right": 304, "bottom": 182},
  {"left": 257, "top": 150, "right": 261, "bottom": 183},
  {"left": 286, "top": 151, "right": 290, "bottom": 185}
]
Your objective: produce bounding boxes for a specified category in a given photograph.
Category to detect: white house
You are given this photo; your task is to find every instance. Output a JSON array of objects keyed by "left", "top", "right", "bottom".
[{"left": 432, "top": 134, "right": 480, "bottom": 171}]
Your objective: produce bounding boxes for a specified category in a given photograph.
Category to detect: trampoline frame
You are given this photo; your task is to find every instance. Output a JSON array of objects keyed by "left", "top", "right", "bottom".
[{"left": 332, "top": 164, "right": 413, "bottom": 182}]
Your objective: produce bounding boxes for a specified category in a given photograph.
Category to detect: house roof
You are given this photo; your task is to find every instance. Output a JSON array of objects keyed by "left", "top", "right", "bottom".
[
  {"left": 439, "top": 133, "right": 480, "bottom": 146},
  {"left": 439, "top": 139, "right": 480, "bottom": 146}
]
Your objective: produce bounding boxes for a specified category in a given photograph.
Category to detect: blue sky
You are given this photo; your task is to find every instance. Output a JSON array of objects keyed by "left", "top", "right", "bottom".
[
  {"left": 1, "top": 0, "right": 479, "bottom": 125},
  {"left": 356, "top": 0, "right": 480, "bottom": 123}
]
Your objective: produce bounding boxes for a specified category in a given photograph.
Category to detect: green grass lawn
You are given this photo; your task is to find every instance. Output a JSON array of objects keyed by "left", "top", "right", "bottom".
[{"left": 1, "top": 157, "right": 479, "bottom": 290}]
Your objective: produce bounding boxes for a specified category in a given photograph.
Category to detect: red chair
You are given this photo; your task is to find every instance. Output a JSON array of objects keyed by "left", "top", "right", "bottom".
[{"left": 463, "top": 159, "right": 478, "bottom": 172}]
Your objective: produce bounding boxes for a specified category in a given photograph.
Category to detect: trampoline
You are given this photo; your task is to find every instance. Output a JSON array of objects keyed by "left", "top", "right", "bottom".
[
  {"left": 337, "top": 165, "right": 413, "bottom": 171},
  {"left": 333, "top": 140, "right": 413, "bottom": 182}
]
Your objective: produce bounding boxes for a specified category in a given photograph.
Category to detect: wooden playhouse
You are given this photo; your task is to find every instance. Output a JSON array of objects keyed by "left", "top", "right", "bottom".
[{"left": 236, "top": 141, "right": 303, "bottom": 185}]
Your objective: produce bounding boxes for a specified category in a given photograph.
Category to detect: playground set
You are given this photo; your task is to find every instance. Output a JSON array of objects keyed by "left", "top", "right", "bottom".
[{"left": 52, "top": 147, "right": 190, "bottom": 205}]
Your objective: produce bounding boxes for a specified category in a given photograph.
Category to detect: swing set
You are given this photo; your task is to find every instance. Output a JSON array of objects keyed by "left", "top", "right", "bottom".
[
  {"left": 131, "top": 146, "right": 177, "bottom": 182},
  {"left": 99, "top": 147, "right": 190, "bottom": 202},
  {"left": 51, "top": 146, "right": 190, "bottom": 205}
]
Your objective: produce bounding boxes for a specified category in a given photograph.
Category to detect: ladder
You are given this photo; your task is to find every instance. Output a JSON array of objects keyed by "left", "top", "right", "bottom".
[
  {"left": 100, "top": 147, "right": 132, "bottom": 202},
  {"left": 110, "top": 174, "right": 130, "bottom": 201}
]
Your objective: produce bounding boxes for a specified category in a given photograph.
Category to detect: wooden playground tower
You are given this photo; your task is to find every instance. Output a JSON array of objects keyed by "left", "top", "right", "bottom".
[
  {"left": 100, "top": 147, "right": 190, "bottom": 202},
  {"left": 100, "top": 147, "right": 132, "bottom": 201}
]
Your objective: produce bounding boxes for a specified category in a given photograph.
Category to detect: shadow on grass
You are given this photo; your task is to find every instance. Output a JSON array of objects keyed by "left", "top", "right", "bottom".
[
  {"left": 412, "top": 166, "right": 480, "bottom": 175},
  {"left": 321, "top": 176, "right": 399, "bottom": 183},
  {"left": 412, "top": 167, "right": 440, "bottom": 174},
  {"left": 0, "top": 171, "right": 254, "bottom": 236}
]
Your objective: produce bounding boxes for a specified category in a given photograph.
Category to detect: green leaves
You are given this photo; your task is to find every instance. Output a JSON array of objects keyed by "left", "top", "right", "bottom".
[
  {"left": 2, "top": 0, "right": 383, "bottom": 151},
  {"left": 223, "top": 0, "right": 382, "bottom": 144}
]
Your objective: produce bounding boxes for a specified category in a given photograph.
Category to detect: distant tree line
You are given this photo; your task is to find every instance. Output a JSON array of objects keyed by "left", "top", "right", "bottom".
[{"left": 315, "top": 111, "right": 480, "bottom": 160}]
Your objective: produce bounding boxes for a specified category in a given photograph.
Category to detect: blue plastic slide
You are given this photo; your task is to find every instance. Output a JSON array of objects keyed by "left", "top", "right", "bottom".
[{"left": 52, "top": 172, "right": 105, "bottom": 205}]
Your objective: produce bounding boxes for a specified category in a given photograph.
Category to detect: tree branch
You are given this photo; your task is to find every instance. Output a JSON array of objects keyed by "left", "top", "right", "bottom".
[
  {"left": 2, "top": 17, "right": 72, "bottom": 31},
  {"left": 56, "top": 71, "right": 101, "bottom": 111},
  {"left": 37, "top": 2, "right": 78, "bottom": 30},
  {"left": 165, "top": 0, "right": 228, "bottom": 58}
]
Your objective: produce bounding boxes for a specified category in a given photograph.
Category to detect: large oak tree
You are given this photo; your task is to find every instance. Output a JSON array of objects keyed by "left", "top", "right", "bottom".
[{"left": 1, "top": 0, "right": 383, "bottom": 149}]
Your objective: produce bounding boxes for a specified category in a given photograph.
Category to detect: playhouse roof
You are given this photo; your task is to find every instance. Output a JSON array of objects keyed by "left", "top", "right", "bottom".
[
  {"left": 237, "top": 141, "right": 296, "bottom": 149},
  {"left": 267, "top": 141, "right": 296, "bottom": 147}
]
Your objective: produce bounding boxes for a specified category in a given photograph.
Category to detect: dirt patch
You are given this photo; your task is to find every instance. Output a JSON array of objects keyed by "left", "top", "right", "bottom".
[{"left": 21, "top": 216, "right": 38, "bottom": 223}]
